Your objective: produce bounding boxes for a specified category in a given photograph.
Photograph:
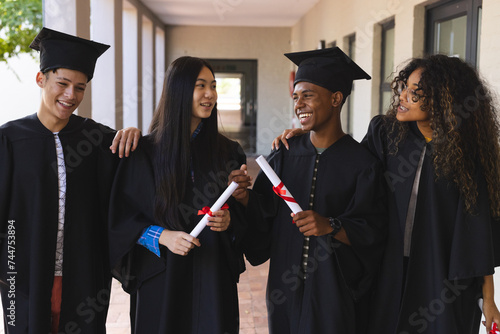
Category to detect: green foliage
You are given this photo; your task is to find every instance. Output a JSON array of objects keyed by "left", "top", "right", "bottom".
[{"left": 0, "top": 0, "right": 42, "bottom": 63}]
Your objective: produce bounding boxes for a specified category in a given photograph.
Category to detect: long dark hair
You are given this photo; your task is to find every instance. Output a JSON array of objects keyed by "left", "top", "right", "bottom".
[
  {"left": 385, "top": 54, "right": 500, "bottom": 217},
  {"left": 149, "top": 56, "right": 231, "bottom": 230}
]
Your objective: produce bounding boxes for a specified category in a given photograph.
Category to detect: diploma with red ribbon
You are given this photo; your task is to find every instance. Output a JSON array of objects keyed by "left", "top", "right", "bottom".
[
  {"left": 189, "top": 181, "right": 239, "bottom": 238},
  {"left": 255, "top": 155, "right": 303, "bottom": 214},
  {"left": 197, "top": 203, "right": 229, "bottom": 216}
]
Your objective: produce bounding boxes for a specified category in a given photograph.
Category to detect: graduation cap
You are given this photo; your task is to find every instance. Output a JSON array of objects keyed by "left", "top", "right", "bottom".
[
  {"left": 285, "top": 47, "right": 371, "bottom": 98},
  {"left": 30, "top": 27, "right": 110, "bottom": 82}
]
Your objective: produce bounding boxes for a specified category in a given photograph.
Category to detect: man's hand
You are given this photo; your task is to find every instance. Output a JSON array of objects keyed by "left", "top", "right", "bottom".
[
  {"left": 292, "top": 211, "right": 333, "bottom": 237},
  {"left": 206, "top": 209, "right": 231, "bottom": 232},
  {"left": 110, "top": 127, "right": 141, "bottom": 158},
  {"left": 228, "top": 164, "right": 252, "bottom": 206},
  {"left": 272, "top": 128, "right": 307, "bottom": 151}
]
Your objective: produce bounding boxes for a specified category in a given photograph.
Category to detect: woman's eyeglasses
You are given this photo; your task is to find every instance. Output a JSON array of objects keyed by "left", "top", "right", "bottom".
[{"left": 397, "top": 81, "right": 422, "bottom": 104}]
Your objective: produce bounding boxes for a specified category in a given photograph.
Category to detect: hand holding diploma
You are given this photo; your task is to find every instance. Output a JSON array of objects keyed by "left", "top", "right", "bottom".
[
  {"left": 255, "top": 155, "right": 302, "bottom": 214},
  {"left": 206, "top": 208, "right": 231, "bottom": 232},
  {"left": 159, "top": 230, "right": 200, "bottom": 256},
  {"left": 478, "top": 298, "right": 500, "bottom": 333},
  {"left": 291, "top": 211, "right": 333, "bottom": 237},
  {"left": 228, "top": 164, "right": 252, "bottom": 206},
  {"left": 189, "top": 181, "right": 239, "bottom": 237}
]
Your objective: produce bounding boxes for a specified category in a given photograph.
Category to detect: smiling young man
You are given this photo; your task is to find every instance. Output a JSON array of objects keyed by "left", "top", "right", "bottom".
[
  {"left": 230, "top": 47, "right": 387, "bottom": 334},
  {"left": 0, "top": 28, "right": 140, "bottom": 334}
]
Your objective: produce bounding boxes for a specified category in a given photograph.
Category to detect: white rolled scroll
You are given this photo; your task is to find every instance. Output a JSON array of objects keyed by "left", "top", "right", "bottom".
[
  {"left": 189, "top": 181, "right": 239, "bottom": 237},
  {"left": 255, "top": 155, "right": 303, "bottom": 214}
]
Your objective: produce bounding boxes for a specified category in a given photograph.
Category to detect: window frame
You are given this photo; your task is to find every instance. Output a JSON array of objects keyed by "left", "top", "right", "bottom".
[
  {"left": 425, "top": 0, "right": 482, "bottom": 66},
  {"left": 379, "top": 20, "right": 395, "bottom": 115}
]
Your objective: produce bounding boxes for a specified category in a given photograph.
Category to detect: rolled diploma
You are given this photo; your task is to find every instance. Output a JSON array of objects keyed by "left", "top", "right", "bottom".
[
  {"left": 189, "top": 181, "right": 239, "bottom": 237},
  {"left": 255, "top": 155, "right": 303, "bottom": 214}
]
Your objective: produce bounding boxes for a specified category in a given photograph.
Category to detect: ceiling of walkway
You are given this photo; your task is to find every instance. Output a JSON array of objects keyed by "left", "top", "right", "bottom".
[{"left": 140, "top": 0, "right": 320, "bottom": 27}]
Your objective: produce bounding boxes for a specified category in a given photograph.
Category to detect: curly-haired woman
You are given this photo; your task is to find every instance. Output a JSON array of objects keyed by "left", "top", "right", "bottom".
[
  {"left": 363, "top": 54, "right": 500, "bottom": 333},
  {"left": 273, "top": 54, "right": 500, "bottom": 333}
]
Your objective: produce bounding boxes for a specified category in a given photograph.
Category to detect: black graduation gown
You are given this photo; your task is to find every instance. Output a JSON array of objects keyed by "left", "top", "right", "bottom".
[
  {"left": 363, "top": 115, "right": 500, "bottom": 334},
  {"left": 244, "top": 134, "right": 387, "bottom": 334},
  {"left": 108, "top": 134, "right": 248, "bottom": 334},
  {"left": 0, "top": 113, "right": 118, "bottom": 334}
]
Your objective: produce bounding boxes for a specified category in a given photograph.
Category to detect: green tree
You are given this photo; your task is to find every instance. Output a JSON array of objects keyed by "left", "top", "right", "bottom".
[{"left": 0, "top": 0, "right": 42, "bottom": 63}]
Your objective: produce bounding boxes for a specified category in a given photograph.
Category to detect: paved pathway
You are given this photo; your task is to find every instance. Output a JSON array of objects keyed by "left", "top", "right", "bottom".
[{"left": 106, "top": 258, "right": 269, "bottom": 334}]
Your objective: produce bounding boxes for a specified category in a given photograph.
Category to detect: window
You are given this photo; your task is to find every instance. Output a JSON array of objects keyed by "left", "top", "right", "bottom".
[
  {"left": 426, "top": 0, "right": 482, "bottom": 66},
  {"left": 380, "top": 20, "right": 395, "bottom": 115}
]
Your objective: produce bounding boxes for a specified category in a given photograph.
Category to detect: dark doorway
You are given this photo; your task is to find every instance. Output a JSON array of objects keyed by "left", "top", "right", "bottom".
[{"left": 207, "top": 59, "right": 257, "bottom": 154}]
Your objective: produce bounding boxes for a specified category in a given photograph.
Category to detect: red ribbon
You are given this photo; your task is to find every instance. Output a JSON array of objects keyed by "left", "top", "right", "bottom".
[
  {"left": 197, "top": 203, "right": 229, "bottom": 217},
  {"left": 272, "top": 182, "right": 298, "bottom": 204},
  {"left": 490, "top": 323, "right": 499, "bottom": 334}
]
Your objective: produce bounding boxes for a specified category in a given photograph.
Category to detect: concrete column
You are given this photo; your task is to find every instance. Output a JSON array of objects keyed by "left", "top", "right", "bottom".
[
  {"left": 142, "top": 16, "right": 154, "bottom": 133},
  {"left": 155, "top": 27, "right": 166, "bottom": 109},
  {"left": 43, "top": 0, "right": 92, "bottom": 118},
  {"left": 76, "top": 0, "right": 91, "bottom": 118},
  {"left": 137, "top": 13, "right": 143, "bottom": 132},
  {"left": 43, "top": 0, "right": 77, "bottom": 34},
  {"left": 90, "top": 0, "right": 118, "bottom": 128},
  {"left": 122, "top": 1, "right": 139, "bottom": 129},
  {"left": 115, "top": 0, "right": 124, "bottom": 130},
  {"left": 394, "top": 5, "right": 415, "bottom": 71}
]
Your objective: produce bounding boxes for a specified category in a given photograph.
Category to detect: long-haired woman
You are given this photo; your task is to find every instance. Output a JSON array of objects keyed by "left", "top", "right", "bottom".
[{"left": 109, "top": 56, "right": 248, "bottom": 334}]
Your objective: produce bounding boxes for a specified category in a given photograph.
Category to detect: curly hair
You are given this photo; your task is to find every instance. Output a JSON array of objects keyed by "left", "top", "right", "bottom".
[{"left": 384, "top": 54, "right": 500, "bottom": 217}]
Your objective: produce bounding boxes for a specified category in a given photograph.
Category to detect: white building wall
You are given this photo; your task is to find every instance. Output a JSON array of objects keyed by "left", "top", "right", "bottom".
[
  {"left": 37, "top": 0, "right": 166, "bottom": 131},
  {"left": 480, "top": 0, "right": 500, "bottom": 94},
  {"left": 164, "top": 26, "right": 292, "bottom": 155},
  {"left": 142, "top": 16, "right": 154, "bottom": 133},
  {"left": 43, "top": 0, "right": 78, "bottom": 35},
  {"left": 481, "top": 0, "right": 500, "bottom": 311},
  {"left": 291, "top": 0, "right": 500, "bottom": 142},
  {"left": 0, "top": 54, "right": 40, "bottom": 125},
  {"left": 291, "top": 0, "right": 428, "bottom": 141},
  {"left": 155, "top": 27, "right": 166, "bottom": 110},
  {"left": 91, "top": 0, "right": 118, "bottom": 128},
  {"left": 122, "top": 2, "right": 139, "bottom": 129}
]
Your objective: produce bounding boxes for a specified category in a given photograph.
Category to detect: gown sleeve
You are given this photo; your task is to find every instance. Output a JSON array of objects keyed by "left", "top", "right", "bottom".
[
  {"left": 137, "top": 225, "right": 165, "bottom": 257},
  {"left": 216, "top": 140, "right": 250, "bottom": 279},
  {"left": 108, "top": 140, "right": 165, "bottom": 292},
  {"left": 223, "top": 140, "right": 248, "bottom": 247},
  {"left": 240, "top": 148, "right": 282, "bottom": 266},
  {"left": 335, "top": 160, "right": 388, "bottom": 299},
  {"left": 448, "top": 168, "right": 500, "bottom": 279},
  {"left": 0, "top": 132, "right": 12, "bottom": 248}
]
